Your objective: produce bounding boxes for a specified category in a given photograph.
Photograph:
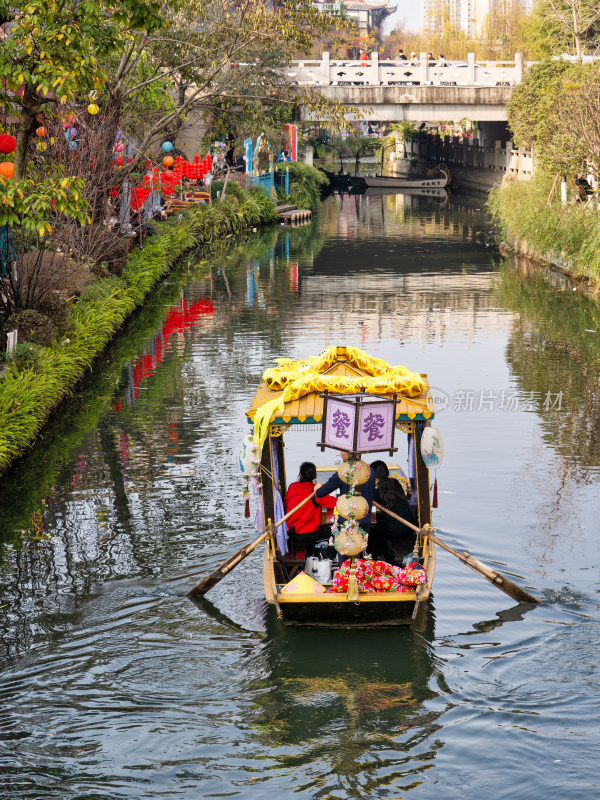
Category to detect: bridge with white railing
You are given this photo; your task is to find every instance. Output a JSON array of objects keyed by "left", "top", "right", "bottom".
[{"left": 288, "top": 52, "right": 533, "bottom": 121}]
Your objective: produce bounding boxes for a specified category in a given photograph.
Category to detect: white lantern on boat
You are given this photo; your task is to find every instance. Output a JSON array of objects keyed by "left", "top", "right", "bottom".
[
  {"left": 421, "top": 426, "right": 443, "bottom": 509},
  {"left": 239, "top": 434, "right": 260, "bottom": 517},
  {"left": 420, "top": 426, "right": 444, "bottom": 469},
  {"left": 239, "top": 434, "right": 259, "bottom": 476}
]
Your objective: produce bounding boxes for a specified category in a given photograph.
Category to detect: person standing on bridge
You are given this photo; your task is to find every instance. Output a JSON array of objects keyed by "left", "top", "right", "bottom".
[{"left": 360, "top": 50, "right": 369, "bottom": 65}]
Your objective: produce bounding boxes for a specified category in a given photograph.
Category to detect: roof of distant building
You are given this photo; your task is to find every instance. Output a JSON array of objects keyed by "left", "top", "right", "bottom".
[{"left": 319, "top": 0, "right": 397, "bottom": 12}]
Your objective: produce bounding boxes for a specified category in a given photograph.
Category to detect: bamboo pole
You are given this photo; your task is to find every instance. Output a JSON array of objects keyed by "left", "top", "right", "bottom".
[
  {"left": 373, "top": 501, "right": 540, "bottom": 605},
  {"left": 186, "top": 491, "right": 316, "bottom": 598}
]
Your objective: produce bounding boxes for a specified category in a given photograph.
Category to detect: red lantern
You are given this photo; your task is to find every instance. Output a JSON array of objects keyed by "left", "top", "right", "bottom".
[
  {"left": 0, "top": 134, "right": 16, "bottom": 154},
  {"left": 35, "top": 126, "right": 46, "bottom": 138},
  {"left": 162, "top": 184, "right": 174, "bottom": 196},
  {"left": 114, "top": 155, "right": 124, "bottom": 167},
  {"left": 131, "top": 187, "right": 150, "bottom": 208}
]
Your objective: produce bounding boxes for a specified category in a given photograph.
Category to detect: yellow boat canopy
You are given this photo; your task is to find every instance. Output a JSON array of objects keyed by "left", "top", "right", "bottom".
[{"left": 246, "top": 346, "right": 434, "bottom": 428}]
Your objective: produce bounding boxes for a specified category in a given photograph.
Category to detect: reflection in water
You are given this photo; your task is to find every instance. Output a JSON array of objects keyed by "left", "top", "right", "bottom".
[
  {"left": 0, "top": 193, "right": 599, "bottom": 799},
  {"left": 245, "top": 607, "right": 443, "bottom": 798},
  {"left": 497, "top": 256, "right": 600, "bottom": 475}
]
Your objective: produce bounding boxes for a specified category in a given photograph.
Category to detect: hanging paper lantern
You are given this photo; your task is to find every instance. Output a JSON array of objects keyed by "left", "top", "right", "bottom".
[
  {"left": 114, "top": 142, "right": 125, "bottom": 153},
  {"left": 36, "top": 141, "right": 47, "bottom": 152},
  {"left": 0, "top": 162, "right": 14, "bottom": 179},
  {"left": 162, "top": 184, "right": 174, "bottom": 196},
  {"left": 337, "top": 459, "right": 371, "bottom": 486},
  {"left": 68, "top": 140, "right": 77, "bottom": 150},
  {"left": 35, "top": 126, "right": 46, "bottom": 138},
  {"left": 87, "top": 103, "right": 99, "bottom": 115},
  {"left": 194, "top": 154, "right": 200, "bottom": 164},
  {"left": 131, "top": 187, "right": 150, "bottom": 208},
  {"left": 114, "top": 155, "right": 124, "bottom": 167},
  {"left": 162, "top": 141, "right": 173, "bottom": 152},
  {"left": 420, "top": 426, "right": 444, "bottom": 469},
  {"left": 0, "top": 134, "right": 16, "bottom": 154},
  {"left": 335, "top": 493, "right": 369, "bottom": 520},
  {"left": 163, "top": 155, "right": 174, "bottom": 168}
]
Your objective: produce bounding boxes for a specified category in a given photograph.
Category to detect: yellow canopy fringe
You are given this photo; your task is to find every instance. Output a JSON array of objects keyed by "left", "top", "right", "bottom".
[{"left": 253, "top": 346, "right": 424, "bottom": 449}]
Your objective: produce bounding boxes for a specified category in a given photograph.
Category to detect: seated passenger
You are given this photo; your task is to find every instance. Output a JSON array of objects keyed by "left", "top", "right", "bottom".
[
  {"left": 370, "top": 459, "right": 389, "bottom": 487},
  {"left": 368, "top": 477, "right": 417, "bottom": 562},
  {"left": 284, "top": 462, "right": 337, "bottom": 556}
]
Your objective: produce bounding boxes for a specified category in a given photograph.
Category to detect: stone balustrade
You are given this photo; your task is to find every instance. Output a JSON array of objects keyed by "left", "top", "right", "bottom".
[{"left": 287, "top": 52, "right": 531, "bottom": 88}]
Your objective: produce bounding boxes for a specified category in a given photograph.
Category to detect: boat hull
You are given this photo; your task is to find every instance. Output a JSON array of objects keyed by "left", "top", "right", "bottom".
[
  {"left": 363, "top": 175, "right": 449, "bottom": 189},
  {"left": 264, "top": 539, "right": 435, "bottom": 628}
]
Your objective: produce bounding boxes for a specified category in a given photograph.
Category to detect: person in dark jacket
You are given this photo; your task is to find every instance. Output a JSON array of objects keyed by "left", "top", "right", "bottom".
[
  {"left": 368, "top": 477, "right": 417, "bottom": 561},
  {"left": 315, "top": 452, "right": 375, "bottom": 531}
]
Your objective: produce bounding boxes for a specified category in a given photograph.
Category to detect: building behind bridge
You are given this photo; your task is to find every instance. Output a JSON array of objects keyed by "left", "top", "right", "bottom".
[
  {"left": 312, "top": 0, "right": 397, "bottom": 32},
  {"left": 422, "top": 0, "right": 535, "bottom": 38}
]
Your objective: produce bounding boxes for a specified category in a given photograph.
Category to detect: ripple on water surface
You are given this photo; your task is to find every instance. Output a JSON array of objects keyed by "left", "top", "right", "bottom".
[{"left": 0, "top": 193, "right": 599, "bottom": 798}]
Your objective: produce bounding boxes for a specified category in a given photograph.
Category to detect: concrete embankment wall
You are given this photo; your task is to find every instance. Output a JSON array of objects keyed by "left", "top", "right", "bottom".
[{"left": 394, "top": 134, "right": 533, "bottom": 193}]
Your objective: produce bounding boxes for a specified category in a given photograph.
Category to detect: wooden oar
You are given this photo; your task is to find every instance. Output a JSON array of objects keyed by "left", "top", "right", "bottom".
[
  {"left": 373, "top": 501, "right": 540, "bottom": 605},
  {"left": 186, "top": 491, "right": 316, "bottom": 598}
]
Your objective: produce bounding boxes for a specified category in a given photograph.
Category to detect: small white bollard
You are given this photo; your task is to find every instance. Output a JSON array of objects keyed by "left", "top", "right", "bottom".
[{"left": 6, "top": 329, "right": 18, "bottom": 355}]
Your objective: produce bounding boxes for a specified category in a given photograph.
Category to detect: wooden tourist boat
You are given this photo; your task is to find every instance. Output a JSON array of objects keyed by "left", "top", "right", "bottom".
[
  {"left": 245, "top": 346, "right": 438, "bottom": 628},
  {"left": 362, "top": 174, "right": 449, "bottom": 189}
]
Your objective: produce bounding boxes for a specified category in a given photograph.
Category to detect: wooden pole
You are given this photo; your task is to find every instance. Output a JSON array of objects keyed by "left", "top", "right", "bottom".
[
  {"left": 186, "top": 491, "right": 316, "bottom": 598},
  {"left": 373, "top": 501, "right": 540, "bottom": 605}
]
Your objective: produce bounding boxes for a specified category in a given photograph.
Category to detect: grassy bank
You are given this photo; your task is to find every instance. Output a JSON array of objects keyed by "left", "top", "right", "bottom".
[
  {"left": 0, "top": 191, "right": 277, "bottom": 474},
  {"left": 274, "top": 162, "right": 328, "bottom": 212},
  {"left": 489, "top": 174, "right": 600, "bottom": 286}
]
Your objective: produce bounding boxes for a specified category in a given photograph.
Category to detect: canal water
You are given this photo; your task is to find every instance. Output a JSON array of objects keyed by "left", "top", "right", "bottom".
[{"left": 1, "top": 192, "right": 599, "bottom": 799}]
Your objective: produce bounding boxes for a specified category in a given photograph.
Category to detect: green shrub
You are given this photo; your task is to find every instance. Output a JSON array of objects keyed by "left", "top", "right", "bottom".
[
  {"left": 488, "top": 174, "right": 600, "bottom": 283},
  {"left": 5, "top": 310, "right": 57, "bottom": 348},
  {"left": 210, "top": 180, "right": 246, "bottom": 202},
  {"left": 37, "top": 293, "right": 70, "bottom": 333},
  {"left": 274, "top": 162, "right": 328, "bottom": 212},
  {"left": 79, "top": 274, "right": 128, "bottom": 303},
  {"left": 8, "top": 342, "right": 47, "bottom": 370},
  {"left": 0, "top": 191, "right": 279, "bottom": 473}
]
